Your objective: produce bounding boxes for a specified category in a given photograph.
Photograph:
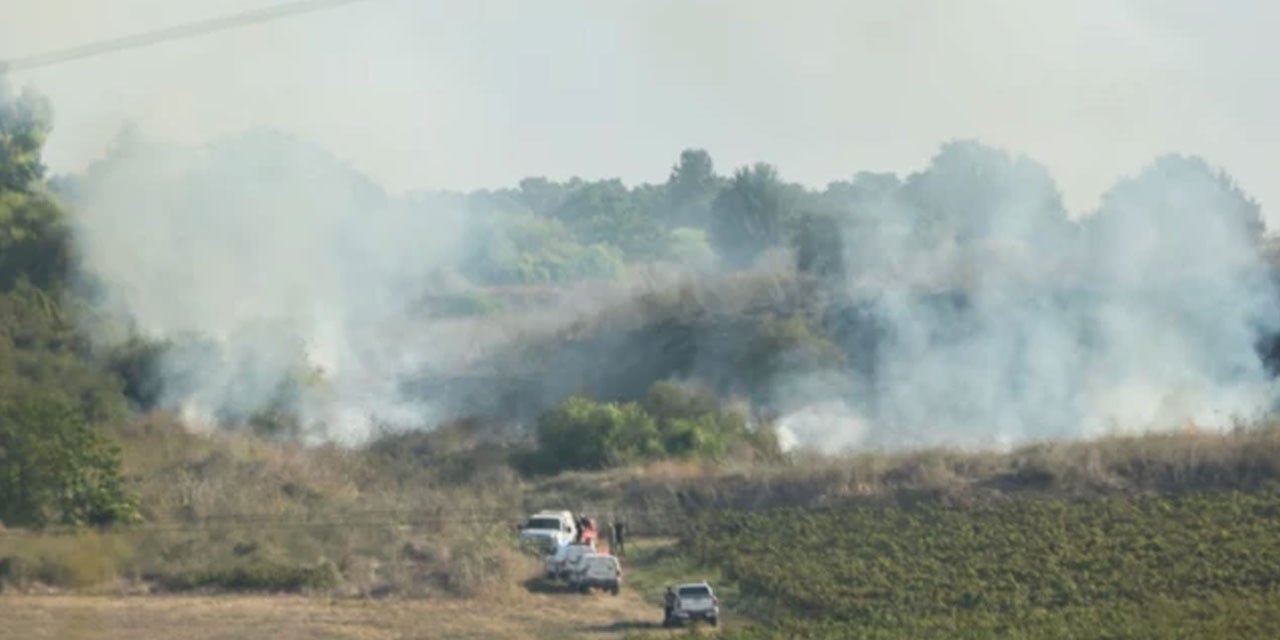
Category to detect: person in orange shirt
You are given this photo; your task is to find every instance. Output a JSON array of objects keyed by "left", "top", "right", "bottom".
[{"left": 579, "top": 516, "right": 597, "bottom": 548}]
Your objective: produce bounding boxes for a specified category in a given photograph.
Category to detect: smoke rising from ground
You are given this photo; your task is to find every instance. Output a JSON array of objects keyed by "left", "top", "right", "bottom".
[
  {"left": 66, "top": 130, "right": 1280, "bottom": 451},
  {"left": 776, "top": 146, "right": 1277, "bottom": 451},
  {"left": 71, "top": 129, "right": 476, "bottom": 441}
]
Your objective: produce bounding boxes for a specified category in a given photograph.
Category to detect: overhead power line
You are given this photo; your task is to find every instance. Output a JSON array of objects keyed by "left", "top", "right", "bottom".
[{"left": 0, "top": 0, "right": 374, "bottom": 74}]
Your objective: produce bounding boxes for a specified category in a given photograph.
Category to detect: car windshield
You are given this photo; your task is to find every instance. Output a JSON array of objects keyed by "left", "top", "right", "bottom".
[
  {"left": 678, "top": 586, "right": 712, "bottom": 597},
  {"left": 525, "top": 518, "right": 561, "bottom": 530}
]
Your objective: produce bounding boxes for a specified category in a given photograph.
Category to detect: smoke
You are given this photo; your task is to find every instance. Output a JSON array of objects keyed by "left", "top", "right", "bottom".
[
  {"left": 775, "top": 144, "right": 1278, "bottom": 452},
  {"left": 67, "top": 128, "right": 707, "bottom": 442},
  {"left": 70, "top": 128, "right": 477, "bottom": 442},
  {"left": 64, "top": 126, "right": 1280, "bottom": 452}
]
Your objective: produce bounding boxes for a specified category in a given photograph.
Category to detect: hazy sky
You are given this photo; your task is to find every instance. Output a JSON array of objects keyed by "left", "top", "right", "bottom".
[{"left": 3, "top": 0, "right": 1277, "bottom": 221}]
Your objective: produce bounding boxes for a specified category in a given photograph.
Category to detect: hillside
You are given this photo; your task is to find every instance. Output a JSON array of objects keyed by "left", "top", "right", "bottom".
[{"left": 6, "top": 75, "right": 1280, "bottom": 640}]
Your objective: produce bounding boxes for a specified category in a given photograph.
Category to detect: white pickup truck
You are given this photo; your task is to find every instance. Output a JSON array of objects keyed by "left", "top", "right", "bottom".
[
  {"left": 519, "top": 510, "right": 577, "bottom": 553},
  {"left": 544, "top": 542, "right": 594, "bottom": 581},
  {"left": 568, "top": 553, "right": 622, "bottom": 595},
  {"left": 664, "top": 582, "right": 720, "bottom": 627}
]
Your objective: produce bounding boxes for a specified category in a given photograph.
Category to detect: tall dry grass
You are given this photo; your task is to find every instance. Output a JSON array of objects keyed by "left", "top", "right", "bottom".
[{"left": 6, "top": 413, "right": 1280, "bottom": 595}]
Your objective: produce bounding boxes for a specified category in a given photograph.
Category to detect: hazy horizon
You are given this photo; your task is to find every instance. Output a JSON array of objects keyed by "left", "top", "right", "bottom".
[{"left": 3, "top": 0, "right": 1277, "bottom": 223}]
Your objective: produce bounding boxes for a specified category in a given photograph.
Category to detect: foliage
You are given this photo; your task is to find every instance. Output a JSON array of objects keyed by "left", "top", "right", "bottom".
[
  {"left": 792, "top": 213, "right": 845, "bottom": 279},
  {"left": 1087, "top": 153, "right": 1265, "bottom": 254},
  {"left": 462, "top": 211, "right": 623, "bottom": 285},
  {"left": 664, "top": 148, "right": 723, "bottom": 228},
  {"left": 0, "top": 83, "right": 52, "bottom": 192},
  {"left": 662, "top": 226, "right": 716, "bottom": 265},
  {"left": 737, "top": 314, "right": 845, "bottom": 396},
  {"left": 0, "top": 531, "right": 135, "bottom": 589},
  {"left": 523, "top": 383, "right": 777, "bottom": 474},
  {"left": 101, "top": 336, "right": 169, "bottom": 411},
  {"left": 686, "top": 492, "right": 1280, "bottom": 638},
  {"left": 551, "top": 178, "right": 666, "bottom": 260},
  {"left": 0, "top": 395, "right": 139, "bottom": 528},
  {"left": 157, "top": 558, "right": 340, "bottom": 593},
  {"left": 527, "top": 395, "right": 661, "bottom": 472},
  {"left": 899, "top": 139, "right": 1069, "bottom": 249},
  {"left": 710, "top": 163, "right": 799, "bottom": 268},
  {"left": 0, "top": 282, "right": 128, "bottom": 425},
  {"left": 0, "top": 191, "right": 69, "bottom": 292}
]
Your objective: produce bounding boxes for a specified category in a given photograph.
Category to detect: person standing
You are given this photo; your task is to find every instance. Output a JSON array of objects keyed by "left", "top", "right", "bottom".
[
  {"left": 579, "top": 515, "right": 596, "bottom": 548},
  {"left": 612, "top": 520, "right": 626, "bottom": 557}
]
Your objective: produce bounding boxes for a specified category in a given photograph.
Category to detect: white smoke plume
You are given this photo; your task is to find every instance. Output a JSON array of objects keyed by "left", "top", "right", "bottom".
[
  {"left": 775, "top": 144, "right": 1278, "bottom": 452},
  {"left": 65, "top": 127, "right": 1280, "bottom": 452},
  {"left": 70, "top": 128, "right": 477, "bottom": 442}
]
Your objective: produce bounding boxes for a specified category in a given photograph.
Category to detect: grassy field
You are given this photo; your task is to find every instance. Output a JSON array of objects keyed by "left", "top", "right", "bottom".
[
  {"left": 8, "top": 421, "right": 1280, "bottom": 638},
  {"left": 0, "top": 592, "right": 651, "bottom": 640},
  {"left": 682, "top": 491, "right": 1280, "bottom": 639},
  {"left": 0, "top": 538, "right": 732, "bottom": 640}
]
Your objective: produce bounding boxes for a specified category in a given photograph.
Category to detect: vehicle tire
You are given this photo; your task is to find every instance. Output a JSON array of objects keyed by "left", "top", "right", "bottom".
[
  {"left": 610, "top": 585, "right": 619, "bottom": 596},
  {"left": 710, "top": 617, "right": 719, "bottom": 627}
]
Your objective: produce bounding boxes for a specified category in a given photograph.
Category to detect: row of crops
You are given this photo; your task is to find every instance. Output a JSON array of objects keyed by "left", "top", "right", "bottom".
[{"left": 679, "top": 492, "right": 1280, "bottom": 638}]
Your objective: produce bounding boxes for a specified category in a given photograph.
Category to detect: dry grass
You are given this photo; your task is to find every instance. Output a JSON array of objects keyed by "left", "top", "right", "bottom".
[
  {"left": 0, "top": 413, "right": 535, "bottom": 596},
  {"left": 0, "top": 590, "right": 666, "bottom": 640},
  {"left": 11, "top": 412, "right": 1280, "bottom": 595},
  {"left": 527, "top": 421, "right": 1280, "bottom": 538}
]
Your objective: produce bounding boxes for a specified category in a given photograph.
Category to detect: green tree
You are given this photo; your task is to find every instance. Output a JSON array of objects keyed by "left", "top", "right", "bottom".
[
  {"left": 523, "top": 383, "right": 778, "bottom": 474},
  {"left": 0, "top": 83, "right": 67, "bottom": 293},
  {"left": 0, "top": 395, "right": 139, "bottom": 528},
  {"left": 900, "top": 140, "right": 1069, "bottom": 249},
  {"left": 792, "top": 213, "right": 845, "bottom": 280},
  {"left": 462, "top": 211, "right": 623, "bottom": 285},
  {"left": 738, "top": 315, "right": 845, "bottom": 397},
  {"left": 0, "top": 191, "right": 69, "bottom": 292},
  {"left": 518, "top": 176, "right": 579, "bottom": 217},
  {"left": 710, "top": 163, "right": 798, "bottom": 268},
  {"left": 664, "top": 149, "right": 722, "bottom": 228},
  {"left": 551, "top": 179, "right": 664, "bottom": 260},
  {"left": 1087, "top": 153, "right": 1264, "bottom": 249},
  {"left": 0, "top": 279, "right": 127, "bottom": 426},
  {"left": 644, "top": 381, "right": 745, "bottom": 458},
  {"left": 0, "top": 83, "right": 52, "bottom": 192},
  {"left": 820, "top": 171, "right": 900, "bottom": 211},
  {"left": 531, "top": 395, "right": 662, "bottom": 472}
]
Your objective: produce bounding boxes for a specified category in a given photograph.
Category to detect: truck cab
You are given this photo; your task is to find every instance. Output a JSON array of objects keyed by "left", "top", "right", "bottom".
[{"left": 519, "top": 510, "right": 576, "bottom": 552}]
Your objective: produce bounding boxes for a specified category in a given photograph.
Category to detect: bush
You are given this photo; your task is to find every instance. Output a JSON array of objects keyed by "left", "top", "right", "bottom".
[
  {"left": 523, "top": 383, "right": 779, "bottom": 474},
  {"left": 0, "top": 531, "right": 135, "bottom": 589},
  {"left": 529, "top": 396, "right": 662, "bottom": 473},
  {"left": 462, "top": 211, "right": 624, "bottom": 285},
  {"left": 157, "top": 558, "right": 339, "bottom": 593},
  {"left": 0, "top": 395, "right": 139, "bottom": 528}
]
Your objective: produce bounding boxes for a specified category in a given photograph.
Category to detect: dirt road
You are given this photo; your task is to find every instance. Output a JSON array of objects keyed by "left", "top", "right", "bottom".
[{"left": 0, "top": 590, "right": 672, "bottom": 640}]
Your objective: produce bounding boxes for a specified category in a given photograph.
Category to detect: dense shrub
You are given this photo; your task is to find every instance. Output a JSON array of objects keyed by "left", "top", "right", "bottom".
[
  {"left": 157, "top": 558, "right": 339, "bottom": 593},
  {"left": 521, "top": 383, "right": 778, "bottom": 474},
  {"left": 0, "top": 395, "right": 139, "bottom": 528}
]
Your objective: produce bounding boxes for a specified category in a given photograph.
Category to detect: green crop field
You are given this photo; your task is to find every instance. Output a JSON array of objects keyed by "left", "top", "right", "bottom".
[{"left": 678, "top": 492, "right": 1280, "bottom": 639}]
